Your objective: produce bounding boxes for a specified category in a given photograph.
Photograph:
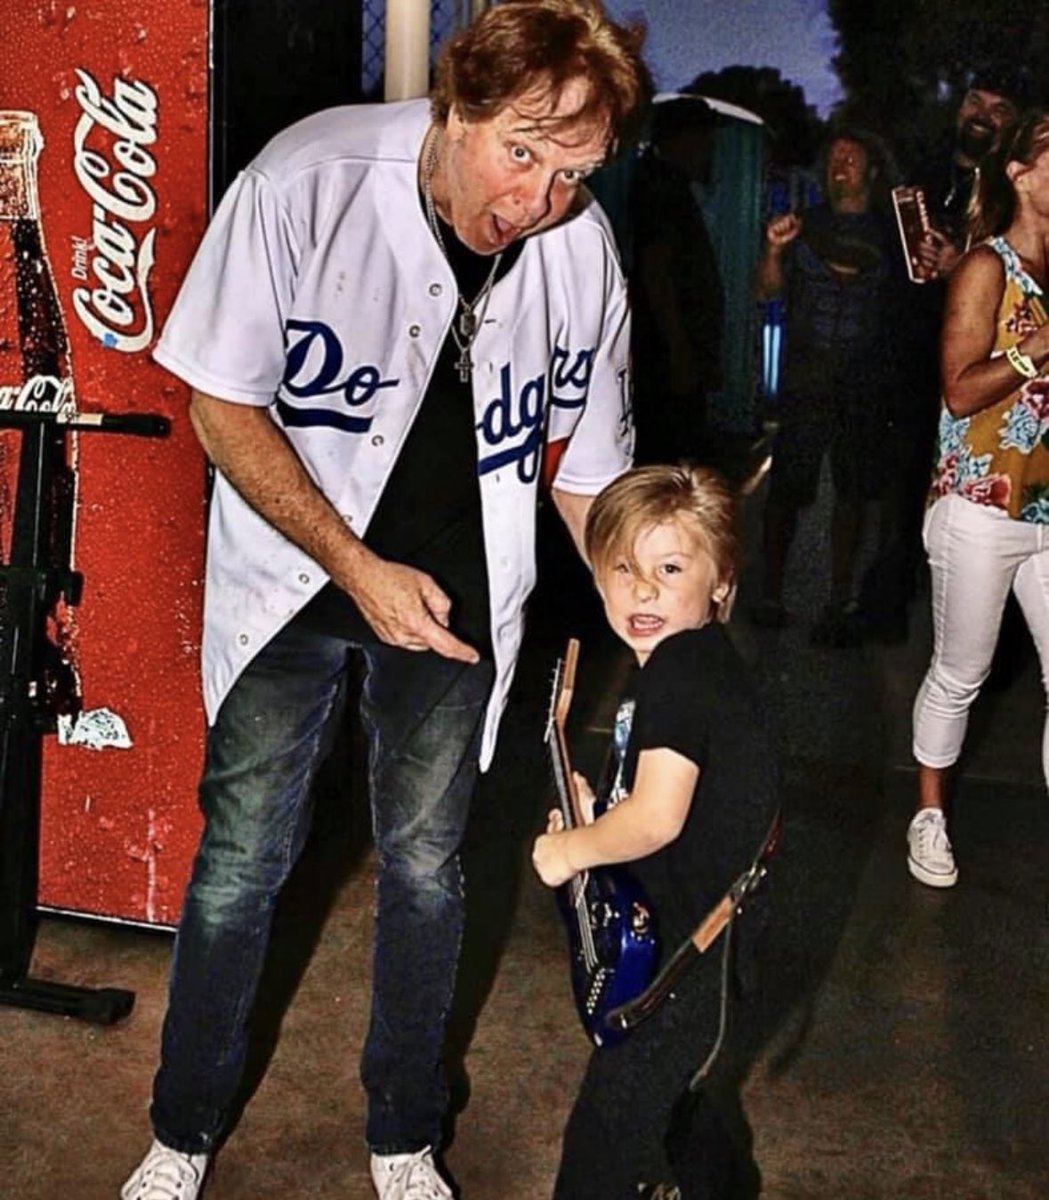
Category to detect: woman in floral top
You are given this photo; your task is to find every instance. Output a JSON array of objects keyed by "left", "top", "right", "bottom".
[{"left": 909, "top": 109, "right": 1049, "bottom": 890}]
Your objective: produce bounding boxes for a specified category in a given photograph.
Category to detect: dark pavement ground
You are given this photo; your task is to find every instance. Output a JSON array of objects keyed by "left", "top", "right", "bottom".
[{"left": 2, "top": 476, "right": 1047, "bottom": 1199}]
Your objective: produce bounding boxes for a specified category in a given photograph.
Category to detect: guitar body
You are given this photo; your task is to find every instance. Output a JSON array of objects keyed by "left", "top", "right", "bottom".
[
  {"left": 546, "top": 639, "right": 659, "bottom": 1048},
  {"left": 557, "top": 861, "right": 658, "bottom": 1048}
]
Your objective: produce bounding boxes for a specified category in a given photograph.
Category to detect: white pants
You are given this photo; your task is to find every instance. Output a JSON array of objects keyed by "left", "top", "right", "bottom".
[{"left": 912, "top": 493, "right": 1049, "bottom": 787}]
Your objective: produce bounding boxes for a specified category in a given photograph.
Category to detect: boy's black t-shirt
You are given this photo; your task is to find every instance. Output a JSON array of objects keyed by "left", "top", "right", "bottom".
[{"left": 608, "top": 624, "right": 779, "bottom": 958}]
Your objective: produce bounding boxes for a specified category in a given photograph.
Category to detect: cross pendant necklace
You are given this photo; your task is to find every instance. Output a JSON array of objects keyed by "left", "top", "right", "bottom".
[
  {"left": 422, "top": 126, "right": 502, "bottom": 385},
  {"left": 455, "top": 308, "right": 479, "bottom": 382}
]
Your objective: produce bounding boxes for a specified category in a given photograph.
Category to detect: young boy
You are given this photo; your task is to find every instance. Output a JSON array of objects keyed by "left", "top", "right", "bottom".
[{"left": 532, "top": 464, "right": 778, "bottom": 1199}]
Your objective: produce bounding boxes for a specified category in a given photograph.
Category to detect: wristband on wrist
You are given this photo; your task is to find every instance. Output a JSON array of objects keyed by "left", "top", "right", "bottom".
[{"left": 1006, "top": 344, "right": 1038, "bottom": 379}]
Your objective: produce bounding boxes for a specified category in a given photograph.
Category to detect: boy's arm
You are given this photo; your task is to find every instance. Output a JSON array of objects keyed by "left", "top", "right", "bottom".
[{"left": 532, "top": 746, "right": 698, "bottom": 888}]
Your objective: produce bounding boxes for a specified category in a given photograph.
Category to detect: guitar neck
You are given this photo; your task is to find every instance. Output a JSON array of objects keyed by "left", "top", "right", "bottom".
[{"left": 548, "top": 638, "right": 585, "bottom": 831}]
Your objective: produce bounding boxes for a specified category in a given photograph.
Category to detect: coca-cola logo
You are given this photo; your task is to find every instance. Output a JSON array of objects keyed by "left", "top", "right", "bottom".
[
  {"left": 71, "top": 69, "right": 158, "bottom": 354},
  {"left": 0, "top": 374, "right": 75, "bottom": 413}
]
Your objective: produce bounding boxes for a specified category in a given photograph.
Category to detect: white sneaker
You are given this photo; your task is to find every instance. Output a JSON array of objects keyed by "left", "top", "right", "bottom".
[
  {"left": 121, "top": 1139, "right": 209, "bottom": 1200},
  {"left": 907, "top": 808, "right": 958, "bottom": 888},
  {"left": 370, "top": 1146, "right": 454, "bottom": 1200}
]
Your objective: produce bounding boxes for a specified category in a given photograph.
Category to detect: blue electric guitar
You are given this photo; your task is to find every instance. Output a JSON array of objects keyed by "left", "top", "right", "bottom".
[{"left": 546, "top": 638, "right": 658, "bottom": 1047}]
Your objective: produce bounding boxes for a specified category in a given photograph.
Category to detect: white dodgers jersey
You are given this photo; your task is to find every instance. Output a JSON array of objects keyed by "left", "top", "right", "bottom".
[{"left": 154, "top": 99, "right": 633, "bottom": 768}]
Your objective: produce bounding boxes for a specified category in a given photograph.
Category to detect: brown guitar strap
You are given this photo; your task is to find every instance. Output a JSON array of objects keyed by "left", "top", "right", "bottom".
[{"left": 605, "top": 809, "right": 782, "bottom": 1081}]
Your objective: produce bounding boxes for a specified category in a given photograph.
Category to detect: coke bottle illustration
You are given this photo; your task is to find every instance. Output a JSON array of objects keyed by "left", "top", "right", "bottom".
[
  {"left": 0, "top": 113, "right": 73, "bottom": 389},
  {"left": 0, "top": 109, "right": 80, "bottom": 718}
]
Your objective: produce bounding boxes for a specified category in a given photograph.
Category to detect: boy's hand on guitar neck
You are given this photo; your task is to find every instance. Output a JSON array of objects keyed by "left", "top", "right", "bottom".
[
  {"left": 569, "top": 771, "right": 597, "bottom": 825},
  {"left": 532, "top": 825, "right": 578, "bottom": 888},
  {"left": 533, "top": 772, "right": 596, "bottom": 888}
]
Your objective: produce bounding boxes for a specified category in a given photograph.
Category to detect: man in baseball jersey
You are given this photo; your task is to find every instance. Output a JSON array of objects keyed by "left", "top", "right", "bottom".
[{"left": 121, "top": 3, "right": 651, "bottom": 1199}]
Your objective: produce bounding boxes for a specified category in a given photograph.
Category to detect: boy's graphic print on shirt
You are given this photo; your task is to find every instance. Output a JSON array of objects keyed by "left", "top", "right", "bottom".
[{"left": 607, "top": 698, "right": 635, "bottom": 806}]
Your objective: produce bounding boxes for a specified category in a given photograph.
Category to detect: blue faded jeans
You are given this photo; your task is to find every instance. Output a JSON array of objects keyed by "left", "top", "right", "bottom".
[{"left": 150, "top": 616, "right": 493, "bottom": 1156}]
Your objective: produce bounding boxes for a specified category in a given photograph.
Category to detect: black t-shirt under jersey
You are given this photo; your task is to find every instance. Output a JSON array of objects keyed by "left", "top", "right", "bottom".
[
  {"left": 608, "top": 624, "right": 779, "bottom": 957},
  {"left": 296, "top": 207, "right": 522, "bottom": 654}
]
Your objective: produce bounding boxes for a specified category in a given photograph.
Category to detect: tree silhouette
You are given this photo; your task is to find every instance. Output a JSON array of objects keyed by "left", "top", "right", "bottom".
[{"left": 684, "top": 64, "right": 825, "bottom": 168}]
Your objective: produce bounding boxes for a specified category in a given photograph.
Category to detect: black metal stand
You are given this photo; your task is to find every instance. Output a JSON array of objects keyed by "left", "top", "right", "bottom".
[{"left": 0, "top": 406, "right": 169, "bottom": 1024}]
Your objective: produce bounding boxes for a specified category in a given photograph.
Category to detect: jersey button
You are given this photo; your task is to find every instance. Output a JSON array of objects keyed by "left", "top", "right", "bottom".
[
  {"left": 428, "top": 282, "right": 443, "bottom": 296},
  {"left": 238, "top": 633, "right": 250, "bottom": 646},
  {"left": 408, "top": 324, "right": 421, "bottom": 338},
  {"left": 298, "top": 572, "right": 310, "bottom": 585},
  {"left": 371, "top": 434, "right": 384, "bottom": 447}
]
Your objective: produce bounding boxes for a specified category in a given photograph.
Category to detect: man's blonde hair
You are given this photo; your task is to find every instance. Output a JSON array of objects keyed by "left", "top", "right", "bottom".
[
  {"left": 431, "top": 0, "right": 651, "bottom": 150},
  {"left": 585, "top": 464, "right": 740, "bottom": 588}
]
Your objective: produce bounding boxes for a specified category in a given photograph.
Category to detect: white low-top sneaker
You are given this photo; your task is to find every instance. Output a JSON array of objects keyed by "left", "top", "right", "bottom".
[
  {"left": 370, "top": 1146, "right": 454, "bottom": 1200},
  {"left": 121, "top": 1139, "right": 209, "bottom": 1200},
  {"left": 907, "top": 808, "right": 958, "bottom": 888}
]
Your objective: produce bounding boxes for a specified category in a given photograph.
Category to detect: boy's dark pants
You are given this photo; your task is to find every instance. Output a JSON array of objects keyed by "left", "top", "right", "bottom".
[{"left": 553, "top": 944, "right": 761, "bottom": 1200}]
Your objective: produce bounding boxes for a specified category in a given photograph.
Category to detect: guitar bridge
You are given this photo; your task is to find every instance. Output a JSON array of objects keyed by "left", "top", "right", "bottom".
[{"left": 585, "top": 966, "right": 609, "bottom": 1015}]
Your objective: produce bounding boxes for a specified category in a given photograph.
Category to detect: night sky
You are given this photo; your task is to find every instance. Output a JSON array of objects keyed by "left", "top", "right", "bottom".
[{"left": 604, "top": 0, "right": 843, "bottom": 115}]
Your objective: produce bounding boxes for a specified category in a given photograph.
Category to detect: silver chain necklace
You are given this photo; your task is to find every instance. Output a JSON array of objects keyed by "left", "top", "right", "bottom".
[{"left": 422, "top": 126, "right": 503, "bottom": 383}]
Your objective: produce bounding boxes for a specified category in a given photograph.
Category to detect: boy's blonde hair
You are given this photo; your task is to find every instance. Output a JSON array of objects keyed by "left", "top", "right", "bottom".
[{"left": 584, "top": 464, "right": 740, "bottom": 587}]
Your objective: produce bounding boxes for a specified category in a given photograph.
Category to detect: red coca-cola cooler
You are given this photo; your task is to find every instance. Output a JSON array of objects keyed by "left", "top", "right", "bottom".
[{"left": 0, "top": 0, "right": 363, "bottom": 951}]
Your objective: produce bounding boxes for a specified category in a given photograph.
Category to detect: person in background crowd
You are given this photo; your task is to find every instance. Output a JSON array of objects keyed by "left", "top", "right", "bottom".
[
  {"left": 629, "top": 96, "right": 724, "bottom": 466},
  {"left": 750, "top": 128, "right": 897, "bottom": 646},
  {"left": 908, "top": 108, "right": 1049, "bottom": 889},
  {"left": 854, "top": 67, "right": 1026, "bottom": 644},
  {"left": 119, "top": 3, "right": 651, "bottom": 1199}
]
